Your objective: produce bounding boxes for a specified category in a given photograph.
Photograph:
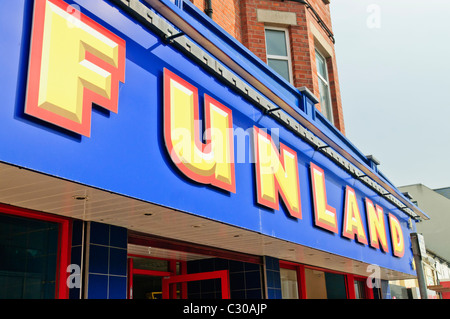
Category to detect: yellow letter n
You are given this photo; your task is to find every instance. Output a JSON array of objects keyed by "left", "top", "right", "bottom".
[
  {"left": 25, "top": 0, "right": 126, "bottom": 137},
  {"left": 253, "top": 126, "right": 302, "bottom": 219}
]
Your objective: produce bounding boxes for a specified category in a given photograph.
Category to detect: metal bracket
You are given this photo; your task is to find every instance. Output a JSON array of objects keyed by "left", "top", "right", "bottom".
[
  {"left": 164, "top": 31, "right": 185, "bottom": 43},
  {"left": 264, "top": 107, "right": 281, "bottom": 114}
]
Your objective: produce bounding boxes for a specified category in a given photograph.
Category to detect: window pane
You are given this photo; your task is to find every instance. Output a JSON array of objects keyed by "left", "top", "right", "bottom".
[
  {"left": 354, "top": 280, "right": 366, "bottom": 299},
  {"left": 304, "top": 268, "right": 327, "bottom": 299},
  {"left": 0, "top": 214, "right": 59, "bottom": 299},
  {"left": 318, "top": 77, "right": 333, "bottom": 122},
  {"left": 324, "top": 272, "right": 347, "bottom": 299},
  {"left": 133, "top": 275, "right": 162, "bottom": 299},
  {"left": 265, "top": 29, "right": 287, "bottom": 56},
  {"left": 305, "top": 268, "right": 347, "bottom": 299},
  {"left": 315, "top": 50, "right": 327, "bottom": 79},
  {"left": 280, "top": 268, "right": 298, "bottom": 299},
  {"left": 268, "top": 58, "right": 290, "bottom": 82},
  {"left": 131, "top": 256, "right": 169, "bottom": 272}
]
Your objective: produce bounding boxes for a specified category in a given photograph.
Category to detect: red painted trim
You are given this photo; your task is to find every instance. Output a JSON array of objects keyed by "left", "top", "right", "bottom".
[
  {"left": 169, "top": 260, "right": 178, "bottom": 299},
  {"left": 279, "top": 261, "right": 305, "bottom": 299},
  {"left": 280, "top": 261, "right": 300, "bottom": 298},
  {"left": 0, "top": 203, "right": 71, "bottom": 299},
  {"left": 128, "top": 258, "right": 133, "bottom": 299},
  {"left": 127, "top": 258, "right": 133, "bottom": 299},
  {"left": 127, "top": 254, "right": 180, "bottom": 299},
  {"left": 352, "top": 276, "right": 374, "bottom": 299},
  {"left": 180, "top": 261, "right": 188, "bottom": 299},
  {"left": 56, "top": 218, "right": 71, "bottom": 299},
  {"left": 25, "top": 0, "right": 125, "bottom": 137},
  {"left": 365, "top": 281, "right": 374, "bottom": 299},
  {"left": 162, "top": 270, "right": 230, "bottom": 299},
  {"left": 163, "top": 68, "right": 236, "bottom": 193},
  {"left": 346, "top": 274, "right": 356, "bottom": 299},
  {"left": 253, "top": 126, "right": 302, "bottom": 219},
  {"left": 298, "top": 264, "right": 306, "bottom": 299},
  {"left": 279, "top": 260, "right": 298, "bottom": 270}
]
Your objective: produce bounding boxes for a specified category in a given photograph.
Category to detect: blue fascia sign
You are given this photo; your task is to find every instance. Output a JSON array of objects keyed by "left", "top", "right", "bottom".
[{"left": 0, "top": 0, "right": 419, "bottom": 276}]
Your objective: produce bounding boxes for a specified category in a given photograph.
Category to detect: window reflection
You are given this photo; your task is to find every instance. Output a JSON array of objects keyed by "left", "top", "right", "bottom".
[
  {"left": 280, "top": 268, "right": 298, "bottom": 299},
  {"left": 304, "top": 268, "right": 347, "bottom": 299},
  {"left": 0, "top": 214, "right": 59, "bottom": 299}
]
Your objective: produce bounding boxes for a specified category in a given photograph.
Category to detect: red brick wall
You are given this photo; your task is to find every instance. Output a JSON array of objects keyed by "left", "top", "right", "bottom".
[
  {"left": 215, "top": 0, "right": 243, "bottom": 42},
  {"left": 189, "top": 0, "right": 243, "bottom": 41},
  {"left": 188, "top": 0, "right": 345, "bottom": 134},
  {"left": 306, "top": 0, "right": 345, "bottom": 134}
]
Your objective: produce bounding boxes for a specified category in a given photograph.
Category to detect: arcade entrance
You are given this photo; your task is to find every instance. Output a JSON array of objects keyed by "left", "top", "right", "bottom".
[{"left": 127, "top": 250, "right": 230, "bottom": 299}]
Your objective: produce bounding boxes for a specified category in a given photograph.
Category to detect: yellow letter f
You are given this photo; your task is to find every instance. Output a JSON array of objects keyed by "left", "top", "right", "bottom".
[{"left": 25, "top": 0, "right": 126, "bottom": 137}]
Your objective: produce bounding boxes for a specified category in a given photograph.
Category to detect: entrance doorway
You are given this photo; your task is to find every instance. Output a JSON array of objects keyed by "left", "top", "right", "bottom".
[
  {"left": 162, "top": 270, "right": 230, "bottom": 299},
  {"left": 127, "top": 254, "right": 230, "bottom": 299},
  {"left": 128, "top": 254, "right": 182, "bottom": 299},
  {"left": 132, "top": 274, "right": 165, "bottom": 299}
]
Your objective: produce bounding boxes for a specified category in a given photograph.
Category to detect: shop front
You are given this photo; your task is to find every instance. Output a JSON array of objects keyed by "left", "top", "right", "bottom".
[{"left": 0, "top": 0, "right": 428, "bottom": 299}]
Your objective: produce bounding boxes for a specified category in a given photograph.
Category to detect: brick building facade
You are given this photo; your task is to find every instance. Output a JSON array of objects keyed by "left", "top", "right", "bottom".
[
  {"left": 189, "top": 0, "right": 345, "bottom": 133},
  {"left": 0, "top": 0, "right": 426, "bottom": 300}
]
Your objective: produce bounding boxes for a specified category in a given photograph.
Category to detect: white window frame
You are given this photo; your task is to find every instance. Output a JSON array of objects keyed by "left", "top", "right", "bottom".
[
  {"left": 264, "top": 26, "right": 294, "bottom": 84},
  {"left": 315, "top": 48, "right": 334, "bottom": 124}
]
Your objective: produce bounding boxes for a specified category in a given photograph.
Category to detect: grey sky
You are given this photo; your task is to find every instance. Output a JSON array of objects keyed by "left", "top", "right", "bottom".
[{"left": 330, "top": 0, "right": 450, "bottom": 190}]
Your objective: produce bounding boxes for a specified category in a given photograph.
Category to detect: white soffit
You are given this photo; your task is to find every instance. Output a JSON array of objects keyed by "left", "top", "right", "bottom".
[{"left": 0, "top": 162, "right": 413, "bottom": 280}]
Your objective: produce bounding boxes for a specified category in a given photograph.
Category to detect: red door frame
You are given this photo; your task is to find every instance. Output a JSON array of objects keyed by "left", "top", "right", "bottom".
[
  {"left": 350, "top": 275, "right": 374, "bottom": 299},
  {"left": 162, "top": 270, "right": 230, "bottom": 299},
  {"left": 0, "top": 203, "right": 72, "bottom": 299},
  {"left": 127, "top": 254, "right": 187, "bottom": 299},
  {"left": 279, "top": 260, "right": 374, "bottom": 299},
  {"left": 128, "top": 254, "right": 230, "bottom": 299},
  {"left": 346, "top": 274, "right": 357, "bottom": 299},
  {"left": 279, "top": 261, "right": 306, "bottom": 299}
]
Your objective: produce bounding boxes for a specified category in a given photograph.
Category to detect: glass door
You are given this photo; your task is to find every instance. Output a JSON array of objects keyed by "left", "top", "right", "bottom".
[
  {"left": 162, "top": 270, "right": 230, "bottom": 299},
  {"left": 128, "top": 255, "right": 183, "bottom": 299},
  {"left": 128, "top": 255, "right": 230, "bottom": 299},
  {"left": 0, "top": 205, "right": 71, "bottom": 299}
]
